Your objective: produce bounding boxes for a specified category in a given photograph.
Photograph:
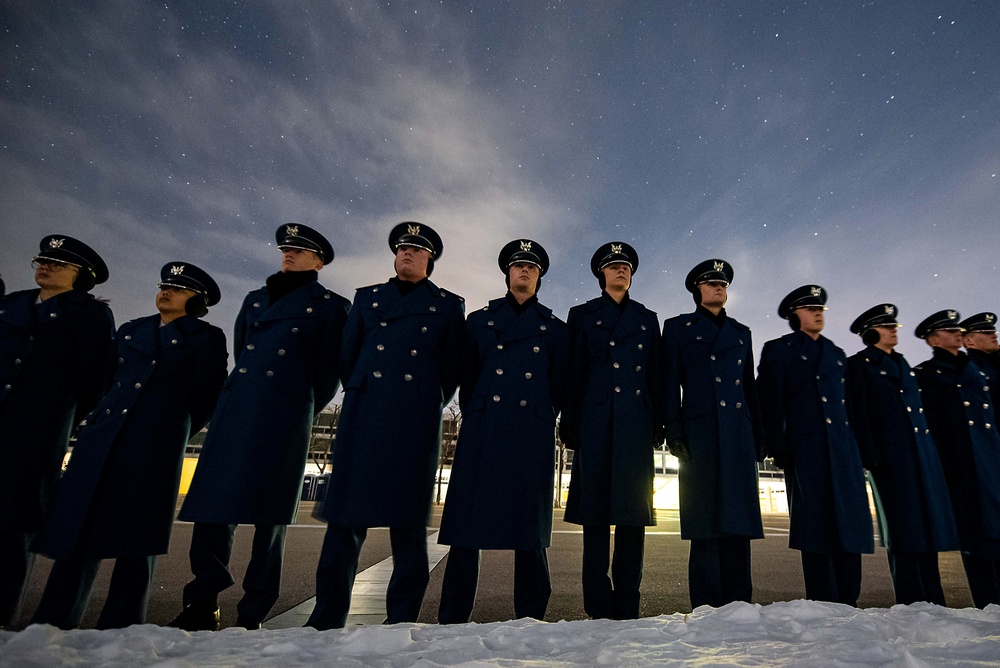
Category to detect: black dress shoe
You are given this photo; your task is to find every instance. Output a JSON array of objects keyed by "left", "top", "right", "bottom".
[
  {"left": 167, "top": 605, "right": 220, "bottom": 632},
  {"left": 236, "top": 616, "right": 262, "bottom": 630}
]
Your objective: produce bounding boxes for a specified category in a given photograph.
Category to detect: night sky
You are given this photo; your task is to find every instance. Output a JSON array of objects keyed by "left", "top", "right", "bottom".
[{"left": 2, "top": 1, "right": 998, "bottom": 367}]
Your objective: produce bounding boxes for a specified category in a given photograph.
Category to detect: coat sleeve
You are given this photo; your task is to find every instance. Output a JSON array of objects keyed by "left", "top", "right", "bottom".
[
  {"left": 660, "top": 318, "right": 686, "bottom": 443},
  {"left": 439, "top": 298, "right": 466, "bottom": 407},
  {"left": 457, "top": 314, "right": 479, "bottom": 412},
  {"left": 646, "top": 312, "right": 665, "bottom": 446},
  {"left": 189, "top": 326, "right": 230, "bottom": 436},
  {"left": 755, "top": 340, "right": 786, "bottom": 459},
  {"left": 845, "top": 356, "right": 880, "bottom": 470},
  {"left": 548, "top": 321, "right": 571, "bottom": 416},
  {"left": 232, "top": 295, "right": 251, "bottom": 355},
  {"left": 312, "top": 295, "right": 351, "bottom": 413},
  {"left": 742, "top": 332, "right": 767, "bottom": 462},
  {"left": 559, "top": 308, "right": 586, "bottom": 445},
  {"left": 914, "top": 367, "right": 957, "bottom": 479},
  {"left": 72, "top": 300, "right": 117, "bottom": 423},
  {"left": 338, "top": 291, "right": 365, "bottom": 383}
]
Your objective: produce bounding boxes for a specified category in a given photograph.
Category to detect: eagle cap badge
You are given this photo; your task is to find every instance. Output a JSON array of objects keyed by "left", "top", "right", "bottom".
[
  {"left": 407, "top": 223, "right": 421, "bottom": 236},
  {"left": 988, "top": 314, "right": 996, "bottom": 323},
  {"left": 520, "top": 240, "right": 532, "bottom": 252},
  {"left": 713, "top": 261, "right": 725, "bottom": 272},
  {"left": 885, "top": 305, "right": 895, "bottom": 316},
  {"left": 611, "top": 243, "right": 623, "bottom": 254},
  {"left": 170, "top": 265, "right": 185, "bottom": 275},
  {"left": 810, "top": 286, "right": 822, "bottom": 297},
  {"left": 285, "top": 225, "right": 299, "bottom": 237},
  {"left": 948, "top": 310, "right": 957, "bottom": 320},
  {"left": 49, "top": 238, "right": 64, "bottom": 249}
]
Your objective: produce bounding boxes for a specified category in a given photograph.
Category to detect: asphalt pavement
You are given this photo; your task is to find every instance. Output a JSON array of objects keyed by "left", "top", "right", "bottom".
[{"left": 11, "top": 502, "right": 976, "bottom": 630}]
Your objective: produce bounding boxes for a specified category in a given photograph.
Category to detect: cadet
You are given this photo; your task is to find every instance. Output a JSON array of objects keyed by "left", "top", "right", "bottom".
[
  {"left": 0, "top": 236, "right": 115, "bottom": 629},
  {"left": 756, "top": 286, "right": 874, "bottom": 605},
  {"left": 561, "top": 242, "right": 661, "bottom": 620},
  {"left": 847, "top": 304, "right": 958, "bottom": 605},
  {"left": 171, "top": 225, "right": 350, "bottom": 630},
  {"left": 961, "top": 313, "right": 1000, "bottom": 408},
  {"left": 308, "top": 222, "right": 465, "bottom": 630},
  {"left": 31, "top": 263, "right": 228, "bottom": 629},
  {"left": 914, "top": 310, "right": 1000, "bottom": 608},
  {"left": 437, "top": 239, "right": 568, "bottom": 623},
  {"left": 661, "top": 259, "right": 765, "bottom": 609}
]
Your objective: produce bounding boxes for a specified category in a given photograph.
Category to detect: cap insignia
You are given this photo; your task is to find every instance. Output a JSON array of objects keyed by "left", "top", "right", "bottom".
[
  {"left": 713, "top": 261, "right": 725, "bottom": 272},
  {"left": 170, "top": 265, "right": 185, "bottom": 275},
  {"left": 987, "top": 314, "right": 996, "bottom": 323},
  {"left": 884, "top": 305, "right": 894, "bottom": 316},
  {"left": 947, "top": 310, "right": 957, "bottom": 320},
  {"left": 49, "top": 238, "right": 64, "bottom": 249},
  {"left": 520, "top": 240, "right": 532, "bottom": 252},
  {"left": 810, "top": 286, "right": 821, "bottom": 297},
  {"left": 285, "top": 225, "right": 299, "bottom": 237},
  {"left": 407, "top": 223, "right": 421, "bottom": 236},
  {"left": 611, "top": 243, "right": 622, "bottom": 254}
]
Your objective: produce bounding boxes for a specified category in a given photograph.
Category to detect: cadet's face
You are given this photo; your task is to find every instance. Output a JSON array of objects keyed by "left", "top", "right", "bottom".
[
  {"left": 508, "top": 262, "right": 540, "bottom": 294},
  {"left": 156, "top": 286, "right": 195, "bottom": 317},
  {"left": 964, "top": 330, "right": 999, "bottom": 353},
  {"left": 395, "top": 245, "right": 430, "bottom": 281},
  {"left": 33, "top": 259, "right": 79, "bottom": 292},
  {"left": 698, "top": 281, "right": 728, "bottom": 308},
  {"left": 602, "top": 263, "right": 632, "bottom": 290},
  {"left": 795, "top": 305, "right": 825, "bottom": 335},
  {"left": 927, "top": 328, "right": 964, "bottom": 353},
  {"left": 874, "top": 325, "right": 899, "bottom": 349},
  {"left": 281, "top": 248, "right": 323, "bottom": 273}
]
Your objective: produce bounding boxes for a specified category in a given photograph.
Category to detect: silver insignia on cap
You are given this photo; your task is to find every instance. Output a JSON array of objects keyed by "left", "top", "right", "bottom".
[
  {"left": 885, "top": 305, "right": 894, "bottom": 315},
  {"left": 611, "top": 243, "right": 623, "bottom": 254},
  {"left": 285, "top": 225, "right": 299, "bottom": 237},
  {"left": 520, "top": 240, "right": 532, "bottom": 252},
  {"left": 948, "top": 310, "right": 957, "bottom": 320},
  {"left": 407, "top": 223, "right": 421, "bottom": 236},
  {"left": 170, "top": 265, "right": 185, "bottom": 275},
  {"left": 988, "top": 314, "right": 996, "bottom": 323},
  {"left": 713, "top": 260, "right": 724, "bottom": 272},
  {"left": 49, "top": 238, "right": 64, "bottom": 249},
  {"left": 810, "top": 286, "right": 821, "bottom": 297}
]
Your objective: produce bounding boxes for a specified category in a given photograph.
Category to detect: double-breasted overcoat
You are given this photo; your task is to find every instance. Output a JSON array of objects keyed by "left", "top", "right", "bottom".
[
  {"left": 438, "top": 297, "right": 568, "bottom": 550},
  {"left": 179, "top": 280, "right": 349, "bottom": 526},
  {"left": 321, "top": 278, "right": 465, "bottom": 528},
  {"left": 562, "top": 295, "right": 661, "bottom": 527},
  {"left": 36, "top": 314, "right": 228, "bottom": 560},
  {"left": 661, "top": 308, "right": 765, "bottom": 541},
  {"left": 914, "top": 349, "right": 1000, "bottom": 557},
  {"left": 757, "top": 332, "right": 874, "bottom": 554},
  {"left": 847, "top": 346, "right": 958, "bottom": 553},
  {"left": 0, "top": 289, "right": 115, "bottom": 533}
]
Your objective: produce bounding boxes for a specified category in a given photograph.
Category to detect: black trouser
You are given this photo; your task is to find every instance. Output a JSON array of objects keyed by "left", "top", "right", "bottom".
[
  {"left": 307, "top": 525, "right": 429, "bottom": 630},
  {"left": 800, "top": 551, "right": 862, "bottom": 606},
  {"left": 183, "top": 522, "right": 286, "bottom": 623},
  {"left": 960, "top": 553, "right": 1000, "bottom": 609},
  {"left": 887, "top": 549, "right": 946, "bottom": 605},
  {"left": 0, "top": 531, "right": 33, "bottom": 627},
  {"left": 31, "top": 555, "right": 155, "bottom": 629},
  {"left": 688, "top": 536, "right": 752, "bottom": 609},
  {"left": 582, "top": 525, "right": 645, "bottom": 619},
  {"left": 438, "top": 546, "right": 551, "bottom": 624}
]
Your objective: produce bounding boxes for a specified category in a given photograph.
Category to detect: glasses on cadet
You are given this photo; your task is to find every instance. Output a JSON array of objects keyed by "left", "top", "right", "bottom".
[{"left": 31, "top": 260, "right": 77, "bottom": 271}]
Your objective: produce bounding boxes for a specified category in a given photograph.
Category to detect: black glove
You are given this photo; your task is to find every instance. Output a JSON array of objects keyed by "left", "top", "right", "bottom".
[{"left": 668, "top": 438, "right": 690, "bottom": 463}]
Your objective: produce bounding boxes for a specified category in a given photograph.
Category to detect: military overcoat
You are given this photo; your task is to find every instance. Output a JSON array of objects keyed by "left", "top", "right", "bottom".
[
  {"left": 562, "top": 295, "right": 660, "bottom": 527},
  {"left": 914, "top": 349, "right": 1000, "bottom": 557},
  {"left": 0, "top": 289, "right": 115, "bottom": 533},
  {"left": 179, "top": 280, "right": 349, "bottom": 526},
  {"left": 757, "top": 332, "right": 874, "bottom": 554},
  {"left": 847, "top": 346, "right": 958, "bottom": 553},
  {"left": 661, "top": 308, "right": 765, "bottom": 541},
  {"left": 321, "top": 278, "right": 465, "bottom": 528},
  {"left": 36, "top": 314, "right": 228, "bottom": 559},
  {"left": 438, "top": 297, "right": 568, "bottom": 550}
]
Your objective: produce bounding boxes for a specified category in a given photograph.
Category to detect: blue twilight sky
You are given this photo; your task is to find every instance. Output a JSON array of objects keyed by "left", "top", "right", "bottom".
[{"left": 2, "top": 1, "right": 998, "bottom": 368}]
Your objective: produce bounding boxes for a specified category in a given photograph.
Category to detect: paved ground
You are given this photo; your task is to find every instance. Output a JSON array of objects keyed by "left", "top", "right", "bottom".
[{"left": 11, "top": 503, "right": 976, "bottom": 630}]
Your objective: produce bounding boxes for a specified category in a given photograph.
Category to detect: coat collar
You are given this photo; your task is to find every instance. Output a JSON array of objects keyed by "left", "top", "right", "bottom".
[
  {"left": 483, "top": 296, "right": 555, "bottom": 343},
  {"left": 379, "top": 278, "right": 448, "bottom": 320},
  {"left": 256, "top": 280, "right": 328, "bottom": 323}
]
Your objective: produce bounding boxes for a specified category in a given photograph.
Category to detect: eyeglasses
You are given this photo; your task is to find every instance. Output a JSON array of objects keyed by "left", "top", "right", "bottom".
[{"left": 31, "top": 259, "right": 77, "bottom": 272}]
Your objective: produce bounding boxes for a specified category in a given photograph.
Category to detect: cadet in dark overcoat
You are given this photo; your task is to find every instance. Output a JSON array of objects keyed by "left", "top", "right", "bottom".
[
  {"left": 561, "top": 242, "right": 661, "bottom": 620},
  {"left": 756, "top": 286, "right": 874, "bottom": 606},
  {"left": 308, "top": 222, "right": 465, "bottom": 630},
  {"left": 0, "top": 236, "right": 115, "bottom": 628},
  {"left": 30, "top": 263, "right": 228, "bottom": 629},
  {"left": 661, "top": 259, "right": 765, "bottom": 609},
  {"left": 962, "top": 312, "right": 1000, "bottom": 409},
  {"left": 847, "top": 304, "right": 958, "bottom": 605},
  {"left": 913, "top": 310, "right": 1000, "bottom": 608},
  {"left": 437, "top": 239, "right": 568, "bottom": 623},
  {"left": 171, "top": 225, "right": 349, "bottom": 631}
]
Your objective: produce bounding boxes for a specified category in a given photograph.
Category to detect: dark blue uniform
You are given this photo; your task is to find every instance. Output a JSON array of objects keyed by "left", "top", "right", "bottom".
[
  {"left": 661, "top": 306, "right": 764, "bottom": 608},
  {"left": 31, "top": 314, "right": 228, "bottom": 628},
  {"left": 0, "top": 289, "right": 115, "bottom": 626},
  {"left": 436, "top": 296, "right": 568, "bottom": 623},
  {"left": 177, "top": 277, "right": 349, "bottom": 624},
  {"left": 915, "top": 349, "right": 1000, "bottom": 608},
  {"left": 848, "top": 346, "right": 958, "bottom": 604},
  {"left": 309, "top": 278, "right": 464, "bottom": 629},
  {"left": 561, "top": 294, "right": 661, "bottom": 619},
  {"left": 757, "top": 332, "right": 874, "bottom": 604}
]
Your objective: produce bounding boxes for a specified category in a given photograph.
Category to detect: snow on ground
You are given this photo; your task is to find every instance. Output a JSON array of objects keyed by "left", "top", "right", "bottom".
[{"left": 2, "top": 601, "right": 999, "bottom": 667}]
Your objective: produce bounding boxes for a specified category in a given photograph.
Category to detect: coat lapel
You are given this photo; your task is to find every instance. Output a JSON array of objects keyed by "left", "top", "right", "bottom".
[
  {"left": 124, "top": 315, "right": 161, "bottom": 359},
  {"left": 256, "top": 281, "right": 323, "bottom": 323},
  {"left": 712, "top": 317, "right": 744, "bottom": 353}
]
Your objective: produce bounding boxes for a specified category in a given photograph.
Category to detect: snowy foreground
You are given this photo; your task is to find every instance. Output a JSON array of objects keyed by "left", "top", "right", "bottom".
[{"left": 2, "top": 601, "right": 999, "bottom": 667}]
